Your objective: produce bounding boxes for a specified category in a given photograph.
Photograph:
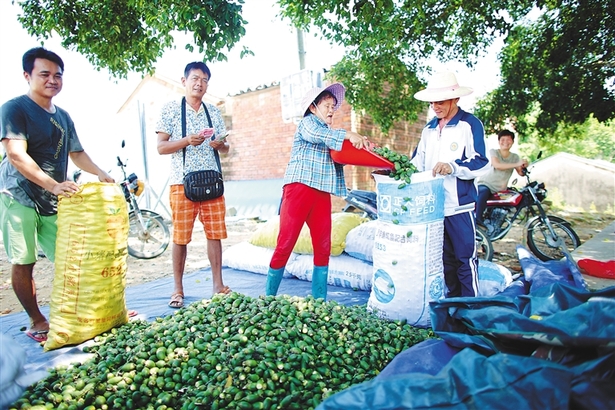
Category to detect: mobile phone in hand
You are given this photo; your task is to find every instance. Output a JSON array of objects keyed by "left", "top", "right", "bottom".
[{"left": 211, "top": 131, "right": 230, "bottom": 141}]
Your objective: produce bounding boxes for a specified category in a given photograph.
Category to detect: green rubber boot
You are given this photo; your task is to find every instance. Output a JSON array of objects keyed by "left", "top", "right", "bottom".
[
  {"left": 312, "top": 265, "right": 329, "bottom": 300},
  {"left": 265, "top": 267, "right": 285, "bottom": 296}
]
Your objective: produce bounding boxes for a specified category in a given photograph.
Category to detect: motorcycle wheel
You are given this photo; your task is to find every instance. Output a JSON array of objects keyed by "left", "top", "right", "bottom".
[
  {"left": 526, "top": 215, "right": 581, "bottom": 261},
  {"left": 128, "top": 210, "right": 170, "bottom": 259},
  {"left": 476, "top": 227, "right": 494, "bottom": 261}
]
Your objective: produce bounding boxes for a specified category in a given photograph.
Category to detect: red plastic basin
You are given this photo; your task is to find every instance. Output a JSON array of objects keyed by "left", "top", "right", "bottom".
[{"left": 331, "top": 140, "right": 395, "bottom": 170}]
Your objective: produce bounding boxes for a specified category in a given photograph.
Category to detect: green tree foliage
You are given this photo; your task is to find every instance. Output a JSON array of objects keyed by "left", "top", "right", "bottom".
[
  {"left": 278, "top": 0, "right": 535, "bottom": 132},
  {"left": 517, "top": 117, "right": 615, "bottom": 163},
  {"left": 14, "top": 0, "right": 614, "bottom": 137},
  {"left": 331, "top": 52, "right": 425, "bottom": 133},
  {"left": 15, "top": 0, "right": 251, "bottom": 78},
  {"left": 475, "top": 0, "right": 615, "bottom": 135}
]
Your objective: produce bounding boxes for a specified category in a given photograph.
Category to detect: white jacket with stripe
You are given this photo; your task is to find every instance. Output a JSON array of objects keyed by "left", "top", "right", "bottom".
[{"left": 411, "top": 108, "right": 491, "bottom": 216}]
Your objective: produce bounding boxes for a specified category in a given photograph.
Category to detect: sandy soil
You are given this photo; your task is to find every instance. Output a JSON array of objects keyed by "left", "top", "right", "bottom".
[{"left": 1, "top": 211, "right": 613, "bottom": 317}]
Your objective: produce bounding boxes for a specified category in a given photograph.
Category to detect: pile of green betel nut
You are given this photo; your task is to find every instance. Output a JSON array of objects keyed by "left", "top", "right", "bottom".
[
  {"left": 12, "top": 293, "right": 435, "bottom": 410},
  {"left": 372, "top": 146, "right": 418, "bottom": 187}
]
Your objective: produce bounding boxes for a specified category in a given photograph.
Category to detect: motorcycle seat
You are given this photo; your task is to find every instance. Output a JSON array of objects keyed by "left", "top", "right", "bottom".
[
  {"left": 348, "top": 189, "right": 377, "bottom": 202},
  {"left": 486, "top": 189, "right": 522, "bottom": 206},
  {"left": 489, "top": 188, "right": 515, "bottom": 199}
]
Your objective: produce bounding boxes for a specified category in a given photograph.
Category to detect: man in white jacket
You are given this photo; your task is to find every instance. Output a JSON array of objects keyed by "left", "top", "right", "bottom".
[{"left": 411, "top": 71, "right": 491, "bottom": 297}]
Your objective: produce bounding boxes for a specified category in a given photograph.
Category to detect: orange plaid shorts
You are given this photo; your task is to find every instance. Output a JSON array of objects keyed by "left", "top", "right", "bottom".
[{"left": 169, "top": 185, "right": 227, "bottom": 245}]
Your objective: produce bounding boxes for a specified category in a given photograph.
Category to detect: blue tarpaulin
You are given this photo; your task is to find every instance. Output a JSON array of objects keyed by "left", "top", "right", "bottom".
[{"left": 317, "top": 246, "right": 615, "bottom": 409}]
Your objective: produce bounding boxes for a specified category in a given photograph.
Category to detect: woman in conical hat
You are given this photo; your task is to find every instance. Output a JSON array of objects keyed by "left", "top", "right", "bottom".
[{"left": 265, "top": 83, "right": 368, "bottom": 301}]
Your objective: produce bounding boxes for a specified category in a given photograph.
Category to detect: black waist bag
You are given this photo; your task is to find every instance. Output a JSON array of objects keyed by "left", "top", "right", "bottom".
[
  {"left": 183, "top": 170, "right": 224, "bottom": 202},
  {"left": 180, "top": 97, "right": 225, "bottom": 202},
  {"left": 18, "top": 179, "right": 58, "bottom": 216}
]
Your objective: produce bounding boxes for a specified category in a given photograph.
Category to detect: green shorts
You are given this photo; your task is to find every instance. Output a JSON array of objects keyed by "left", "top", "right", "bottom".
[{"left": 0, "top": 193, "right": 57, "bottom": 264}]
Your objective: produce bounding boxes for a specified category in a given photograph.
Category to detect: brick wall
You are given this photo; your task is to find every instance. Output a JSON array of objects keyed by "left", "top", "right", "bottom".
[
  {"left": 221, "top": 86, "right": 295, "bottom": 181},
  {"left": 223, "top": 84, "right": 428, "bottom": 199}
]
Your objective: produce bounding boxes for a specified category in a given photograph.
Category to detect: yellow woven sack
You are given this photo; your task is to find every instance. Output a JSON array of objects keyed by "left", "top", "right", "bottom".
[
  {"left": 329, "top": 213, "right": 368, "bottom": 255},
  {"left": 44, "top": 182, "right": 130, "bottom": 351},
  {"left": 248, "top": 215, "right": 282, "bottom": 249},
  {"left": 249, "top": 213, "right": 367, "bottom": 256}
]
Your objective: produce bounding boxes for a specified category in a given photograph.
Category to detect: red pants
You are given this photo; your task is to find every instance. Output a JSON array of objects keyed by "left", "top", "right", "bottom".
[{"left": 270, "top": 183, "right": 331, "bottom": 269}]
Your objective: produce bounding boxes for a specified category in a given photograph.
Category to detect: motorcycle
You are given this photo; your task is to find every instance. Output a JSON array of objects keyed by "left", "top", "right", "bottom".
[
  {"left": 342, "top": 188, "right": 494, "bottom": 261},
  {"left": 481, "top": 153, "right": 580, "bottom": 261},
  {"left": 342, "top": 189, "right": 378, "bottom": 221},
  {"left": 116, "top": 144, "right": 170, "bottom": 259}
]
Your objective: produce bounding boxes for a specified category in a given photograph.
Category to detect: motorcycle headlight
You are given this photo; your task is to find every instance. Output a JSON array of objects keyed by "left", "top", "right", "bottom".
[
  {"left": 135, "top": 180, "right": 145, "bottom": 196},
  {"left": 537, "top": 187, "right": 547, "bottom": 202},
  {"left": 130, "top": 180, "right": 144, "bottom": 196}
]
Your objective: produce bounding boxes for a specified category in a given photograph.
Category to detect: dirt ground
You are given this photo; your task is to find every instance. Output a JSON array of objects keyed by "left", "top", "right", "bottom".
[
  {"left": 487, "top": 211, "right": 614, "bottom": 270},
  {"left": 0, "top": 217, "right": 263, "bottom": 316},
  {"left": 1, "top": 211, "right": 613, "bottom": 316}
]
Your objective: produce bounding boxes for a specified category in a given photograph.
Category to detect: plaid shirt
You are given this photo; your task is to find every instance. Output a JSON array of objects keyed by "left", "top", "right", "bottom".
[{"left": 283, "top": 114, "right": 347, "bottom": 197}]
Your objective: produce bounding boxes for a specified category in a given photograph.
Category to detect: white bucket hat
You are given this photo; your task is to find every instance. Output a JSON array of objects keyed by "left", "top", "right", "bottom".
[
  {"left": 414, "top": 72, "right": 473, "bottom": 102},
  {"left": 300, "top": 83, "right": 346, "bottom": 116}
]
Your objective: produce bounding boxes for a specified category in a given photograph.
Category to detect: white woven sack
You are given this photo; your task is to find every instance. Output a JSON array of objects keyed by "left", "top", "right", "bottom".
[
  {"left": 286, "top": 253, "right": 374, "bottom": 291},
  {"left": 222, "top": 241, "right": 295, "bottom": 277},
  {"left": 344, "top": 219, "right": 378, "bottom": 263},
  {"left": 477, "top": 259, "right": 513, "bottom": 296},
  {"left": 367, "top": 172, "right": 446, "bottom": 328}
]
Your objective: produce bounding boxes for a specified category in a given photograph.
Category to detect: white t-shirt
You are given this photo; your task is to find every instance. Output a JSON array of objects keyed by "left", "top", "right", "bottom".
[{"left": 478, "top": 149, "right": 520, "bottom": 193}]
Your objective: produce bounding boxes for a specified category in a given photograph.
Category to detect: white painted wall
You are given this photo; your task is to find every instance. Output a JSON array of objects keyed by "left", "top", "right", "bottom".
[{"left": 514, "top": 153, "right": 615, "bottom": 212}]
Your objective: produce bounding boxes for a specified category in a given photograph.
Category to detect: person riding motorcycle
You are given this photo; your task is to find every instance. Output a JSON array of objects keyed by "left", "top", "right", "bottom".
[{"left": 475, "top": 129, "right": 528, "bottom": 229}]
